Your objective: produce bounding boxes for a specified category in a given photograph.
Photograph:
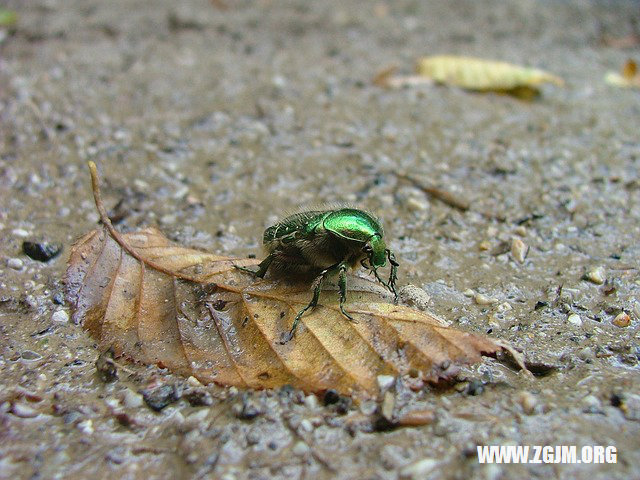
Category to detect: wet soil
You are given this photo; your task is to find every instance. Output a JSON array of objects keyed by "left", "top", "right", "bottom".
[{"left": 0, "top": 1, "right": 639, "bottom": 479}]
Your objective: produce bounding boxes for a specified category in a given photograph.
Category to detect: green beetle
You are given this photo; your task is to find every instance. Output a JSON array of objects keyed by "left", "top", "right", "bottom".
[{"left": 240, "top": 208, "right": 399, "bottom": 342}]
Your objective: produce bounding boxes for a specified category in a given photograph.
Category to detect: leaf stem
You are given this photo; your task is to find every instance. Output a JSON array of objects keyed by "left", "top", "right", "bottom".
[{"left": 88, "top": 161, "right": 219, "bottom": 283}]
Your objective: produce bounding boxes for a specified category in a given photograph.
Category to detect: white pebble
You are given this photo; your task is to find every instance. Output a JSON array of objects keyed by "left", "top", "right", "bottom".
[
  {"left": 400, "top": 458, "right": 438, "bottom": 479},
  {"left": 7, "top": 258, "right": 24, "bottom": 270},
  {"left": 406, "top": 197, "right": 429, "bottom": 212},
  {"left": 122, "top": 389, "right": 144, "bottom": 408},
  {"left": 160, "top": 214, "right": 176, "bottom": 225},
  {"left": 584, "top": 267, "right": 606, "bottom": 285},
  {"left": 299, "top": 419, "right": 313, "bottom": 433},
  {"left": 292, "top": 441, "right": 309, "bottom": 456},
  {"left": 567, "top": 313, "right": 582, "bottom": 326},
  {"left": 303, "top": 394, "right": 319, "bottom": 409},
  {"left": 516, "top": 391, "right": 538, "bottom": 415},
  {"left": 359, "top": 400, "right": 377, "bottom": 416},
  {"left": 514, "top": 226, "right": 527, "bottom": 237},
  {"left": 12, "top": 228, "right": 30, "bottom": 238},
  {"left": 104, "top": 397, "right": 120, "bottom": 409},
  {"left": 10, "top": 403, "right": 39, "bottom": 418},
  {"left": 77, "top": 419, "right": 94, "bottom": 434},
  {"left": 475, "top": 293, "right": 498, "bottom": 305},
  {"left": 496, "top": 302, "right": 512, "bottom": 313},
  {"left": 186, "top": 409, "right": 210, "bottom": 425},
  {"left": 381, "top": 391, "right": 395, "bottom": 421},
  {"left": 581, "top": 395, "right": 601, "bottom": 410},
  {"left": 377, "top": 375, "right": 395, "bottom": 392},
  {"left": 187, "top": 376, "right": 203, "bottom": 387},
  {"left": 51, "top": 310, "right": 69, "bottom": 324},
  {"left": 511, "top": 237, "right": 529, "bottom": 263}
]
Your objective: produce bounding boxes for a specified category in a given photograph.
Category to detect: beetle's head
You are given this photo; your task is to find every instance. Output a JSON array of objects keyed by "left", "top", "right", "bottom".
[{"left": 365, "top": 234, "right": 387, "bottom": 268}]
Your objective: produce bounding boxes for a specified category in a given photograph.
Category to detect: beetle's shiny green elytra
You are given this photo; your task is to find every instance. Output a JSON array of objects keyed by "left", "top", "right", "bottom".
[{"left": 239, "top": 208, "right": 399, "bottom": 342}]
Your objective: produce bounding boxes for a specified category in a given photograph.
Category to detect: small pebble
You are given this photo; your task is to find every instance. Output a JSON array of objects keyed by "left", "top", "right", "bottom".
[
  {"left": 232, "top": 394, "right": 264, "bottom": 420},
  {"left": 12, "top": 228, "right": 30, "bottom": 238},
  {"left": 299, "top": 419, "right": 313, "bottom": 433},
  {"left": 323, "top": 389, "right": 340, "bottom": 405},
  {"left": 496, "top": 302, "right": 512, "bottom": 313},
  {"left": 77, "top": 419, "right": 94, "bottom": 434},
  {"left": 478, "top": 240, "right": 491, "bottom": 251},
  {"left": 183, "top": 389, "right": 213, "bottom": 407},
  {"left": 141, "top": 384, "right": 180, "bottom": 411},
  {"left": 186, "top": 409, "right": 210, "bottom": 426},
  {"left": 159, "top": 214, "right": 176, "bottom": 225},
  {"left": 399, "top": 458, "right": 438, "bottom": 479},
  {"left": 122, "top": 389, "right": 144, "bottom": 408},
  {"left": 22, "top": 241, "right": 63, "bottom": 262},
  {"left": 304, "top": 394, "right": 319, "bottom": 409},
  {"left": 51, "top": 310, "right": 69, "bottom": 324},
  {"left": 577, "top": 347, "right": 595, "bottom": 361},
  {"left": 377, "top": 375, "right": 395, "bottom": 392},
  {"left": 620, "top": 394, "right": 640, "bottom": 421},
  {"left": 359, "top": 400, "right": 378, "bottom": 416},
  {"left": 475, "top": 293, "right": 498, "bottom": 305},
  {"left": 612, "top": 312, "right": 631, "bottom": 328},
  {"left": 510, "top": 237, "right": 529, "bottom": 263},
  {"left": 398, "top": 285, "right": 431, "bottom": 310},
  {"left": 186, "top": 376, "right": 203, "bottom": 387},
  {"left": 517, "top": 391, "right": 538, "bottom": 415},
  {"left": 397, "top": 409, "right": 436, "bottom": 426},
  {"left": 581, "top": 395, "right": 602, "bottom": 412},
  {"left": 381, "top": 391, "right": 395, "bottom": 421},
  {"left": 292, "top": 441, "right": 310, "bottom": 456},
  {"left": 583, "top": 267, "right": 606, "bottom": 285},
  {"left": 567, "top": 313, "right": 582, "bottom": 326},
  {"left": 466, "top": 379, "right": 484, "bottom": 396},
  {"left": 514, "top": 225, "right": 527, "bottom": 237},
  {"left": 406, "top": 197, "right": 429, "bottom": 212},
  {"left": 10, "top": 403, "right": 39, "bottom": 418},
  {"left": 7, "top": 258, "right": 24, "bottom": 270},
  {"left": 95, "top": 349, "right": 118, "bottom": 382},
  {"left": 21, "top": 350, "right": 42, "bottom": 361}
]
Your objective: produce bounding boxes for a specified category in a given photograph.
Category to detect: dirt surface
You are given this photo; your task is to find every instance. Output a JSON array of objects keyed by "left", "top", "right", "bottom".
[{"left": 1, "top": 1, "right": 639, "bottom": 479}]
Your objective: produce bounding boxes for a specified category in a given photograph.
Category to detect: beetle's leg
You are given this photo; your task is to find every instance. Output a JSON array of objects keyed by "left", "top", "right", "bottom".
[
  {"left": 386, "top": 249, "right": 399, "bottom": 303},
  {"left": 337, "top": 261, "right": 355, "bottom": 322},
  {"left": 234, "top": 253, "right": 273, "bottom": 278},
  {"left": 282, "top": 263, "right": 337, "bottom": 343},
  {"left": 372, "top": 265, "right": 390, "bottom": 292}
]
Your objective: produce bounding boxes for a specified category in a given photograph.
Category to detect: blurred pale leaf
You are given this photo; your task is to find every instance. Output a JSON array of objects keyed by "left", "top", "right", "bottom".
[{"left": 605, "top": 59, "right": 640, "bottom": 89}]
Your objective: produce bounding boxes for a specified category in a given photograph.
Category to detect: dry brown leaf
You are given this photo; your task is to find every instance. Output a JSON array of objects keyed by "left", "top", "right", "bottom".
[
  {"left": 605, "top": 59, "right": 640, "bottom": 89},
  {"left": 416, "top": 55, "right": 564, "bottom": 98},
  {"left": 65, "top": 162, "right": 524, "bottom": 399}
]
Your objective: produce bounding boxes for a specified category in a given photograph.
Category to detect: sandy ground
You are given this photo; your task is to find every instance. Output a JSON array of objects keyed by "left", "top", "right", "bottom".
[{"left": 1, "top": 1, "right": 639, "bottom": 479}]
